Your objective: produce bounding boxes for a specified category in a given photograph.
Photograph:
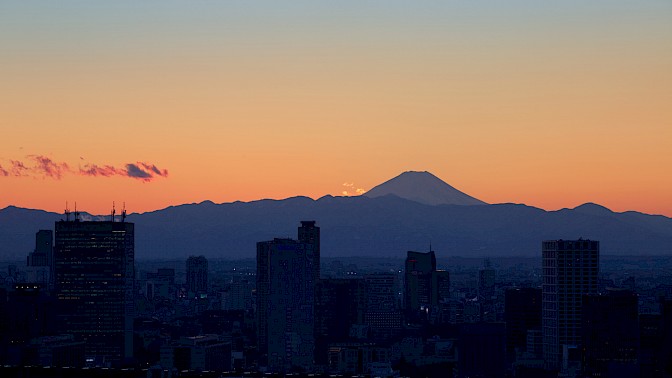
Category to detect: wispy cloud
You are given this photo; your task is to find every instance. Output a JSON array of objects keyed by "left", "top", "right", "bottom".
[
  {"left": 10, "top": 160, "right": 29, "bottom": 177},
  {"left": 29, "top": 155, "right": 70, "bottom": 179},
  {"left": 342, "top": 182, "right": 366, "bottom": 196},
  {"left": 79, "top": 164, "right": 124, "bottom": 177},
  {"left": 0, "top": 155, "right": 169, "bottom": 182},
  {"left": 125, "top": 162, "right": 169, "bottom": 182}
]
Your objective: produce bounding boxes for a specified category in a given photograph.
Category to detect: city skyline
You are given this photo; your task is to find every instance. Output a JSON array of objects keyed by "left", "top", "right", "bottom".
[
  {"left": 2, "top": 217, "right": 672, "bottom": 375},
  {"left": 1, "top": 1, "right": 670, "bottom": 217}
]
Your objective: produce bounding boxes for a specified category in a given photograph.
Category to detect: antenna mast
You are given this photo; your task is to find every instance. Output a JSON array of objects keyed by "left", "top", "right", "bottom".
[
  {"left": 121, "top": 202, "right": 127, "bottom": 223},
  {"left": 65, "top": 201, "right": 70, "bottom": 221},
  {"left": 111, "top": 201, "right": 116, "bottom": 222}
]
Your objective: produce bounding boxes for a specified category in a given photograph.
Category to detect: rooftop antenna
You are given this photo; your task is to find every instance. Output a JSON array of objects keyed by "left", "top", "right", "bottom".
[
  {"left": 111, "top": 201, "right": 116, "bottom": 222},
  {"left": 74, "top": 202, "right": 79, "bottom": 222},
  {"left": 65, "top": 201, "right": 70, "bottom": 221},
  {"left": 121, "top": 202, "right": 127, "bottom": 223}
]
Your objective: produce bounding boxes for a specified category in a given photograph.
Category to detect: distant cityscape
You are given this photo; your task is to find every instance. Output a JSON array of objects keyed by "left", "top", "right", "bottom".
[{"left": 1, "top": 216, "right": 672, "bottom": 378}]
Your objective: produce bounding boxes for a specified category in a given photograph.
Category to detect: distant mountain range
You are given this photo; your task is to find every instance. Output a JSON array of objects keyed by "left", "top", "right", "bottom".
[{"left": 1, "top": 171, "right": 671, "bottom": 260}]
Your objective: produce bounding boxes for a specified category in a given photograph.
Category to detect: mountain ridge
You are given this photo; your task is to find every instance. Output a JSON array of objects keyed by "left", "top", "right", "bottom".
[
  {"left": 1, "top": 197, "right": 670, "bottom": 260},
  {"left": 1, "top": 171, "right": 670, "bottom": 259}
]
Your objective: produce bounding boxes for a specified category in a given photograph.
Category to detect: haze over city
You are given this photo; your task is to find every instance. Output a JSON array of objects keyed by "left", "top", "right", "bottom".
[{"left": 1, "top": 1, "right": 671, "bottom": 216}]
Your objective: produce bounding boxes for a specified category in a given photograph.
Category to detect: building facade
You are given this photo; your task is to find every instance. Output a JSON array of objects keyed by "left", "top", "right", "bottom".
[
  {"left": 404, "top": 250, "right": 450, "bottom": 323},
  {"left": 298, "top": 221, "right": 320, "bottom": 282},
  {"left": 26, "top": 230, "right": 53, "bottom": 286},
  {"left": 54, "top": 220, "right": 134, "bottom": 366},
  {"left": 256, "top": 237, "right": 316, "bottom": 372},
  {"left": 186, "top": 255, "right": 208, "bottom": 296},
  {"left": 542, "top": 239, "right": 599, "bottom": 370}
]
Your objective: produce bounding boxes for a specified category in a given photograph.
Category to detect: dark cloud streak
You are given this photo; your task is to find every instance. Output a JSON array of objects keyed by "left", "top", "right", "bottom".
[{"left": 0, "top": 156, "right": 169, "bottom": 182}]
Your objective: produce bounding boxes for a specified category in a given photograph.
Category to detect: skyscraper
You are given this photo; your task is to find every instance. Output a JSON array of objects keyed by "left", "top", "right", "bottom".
[
  {"left": 404, "top": 250, "right": 436, "bottom": 314},
  {"left": 505, "top": 287, "right": 542, "bottom": 360},
  {"left": 186, "top": 255, "right": 208, "bottom": 295},
  {"left": 26, "top": 230, "right": 53, "bottom": 286},
  {"left": 404, "top": 250, "right": 449, "bottom": 323},
  {"left": 542, "top": 239, "right": 599, "bottom": 371},
  {"left": 298, "top": 221, "right": 320, "bottom": 282},
  {"left": 54, "top": 219, "right": 134, "bottom": 366},
  {"left": 256, "top": 238, "right": 316, "bottom": 372},
  {"left": 582, "top": 289, "right": 639, "bottom": 377}
]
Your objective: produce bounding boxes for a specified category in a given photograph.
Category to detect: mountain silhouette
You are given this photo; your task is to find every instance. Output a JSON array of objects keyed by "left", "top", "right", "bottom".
[
  {"left": 1, "top": 173, "right": 671, "bottom": 259},
  {"left": 364, "top": 171, "right": 486, "bottom": 206}
]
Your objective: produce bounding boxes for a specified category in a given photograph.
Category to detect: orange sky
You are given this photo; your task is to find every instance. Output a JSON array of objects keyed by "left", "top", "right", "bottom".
[{"left": 1, "top": 2, "right": 671, "bottom": 216}]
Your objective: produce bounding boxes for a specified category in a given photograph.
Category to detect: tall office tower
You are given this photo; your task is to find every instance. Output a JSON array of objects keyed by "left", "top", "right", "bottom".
[
  {"left": 404, "top": 250, "right": 449, "bottom": 323},
  {"left": 26, "top": 230, "right": 53, "bottom": 285},
  {"left": 314, "top": 278, "right": 366, "bottom": 364},
  {"left": 54, "top": 219, "right": 134, "bottom": 366},
  {"left": 505, "top": 288, "right": 542, "bottom": 360},
  {"left": 478, "top": 259, "right": 496, "bottom": 301},
  {"left": 365, "top": 273, "right": 400, "bottom": 311},
  {"left": 257, "top": 238, "right": 315, "bottom": 372},
  {"left": 582, "top": 289, "right": 639, "bottom": 378},
  {"left": 433, "top": 270, "right": 451, "bottom": 304},
  {"left": 362, "top": 273, "right": 404, "bottom": 341},
  {"left": 542, "top": 239, "right": 599, "bottom": 371},
  {"left": 186, "top": 255, "right": 208, "bottom": 295},
  {"left": 298, "top": 221, "right": 320, "bottom": 282},
  {"left": 404, "top": 250, "right": 436, "bottom": 313}
]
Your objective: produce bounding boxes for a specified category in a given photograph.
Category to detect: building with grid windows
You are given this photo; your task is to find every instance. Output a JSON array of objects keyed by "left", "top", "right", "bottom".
[
  {"left": 541, "top": 239, "right": 599, "bottom": 371},
  {"left": 54, "top": 219, "right": 134, "bottom": 366}
]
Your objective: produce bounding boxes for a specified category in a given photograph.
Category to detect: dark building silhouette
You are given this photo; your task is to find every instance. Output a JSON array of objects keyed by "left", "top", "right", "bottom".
[
  {"left": 458, "top": 322, "right": 506, "bottom": 378},
  {"left": 479, "top": 259, "right": 497, "bottom": 322},
  {"left": 298, "top": 221, "right": 320, "bottom": 282},
  {"left": 582, "top": 289, "right": 639, "bottom": 378},
  {"left": 54, "top": 219, "right": 134, "bottom": 366},
  {"left": 27, "top": 230, "right": 52, "bottom": 267},
  {"left": 24, "top": 335, "right": 85, "bottom": 368},
  {"left": 639, "top": 313, "right": 664, "bottom": 377},
  {"left": 26, "top": 230, "right": 53, "bottom": 286},
  {"left": 256, "top": 237, "right": 316, "bottom": 372},
  {"left": 405, "top": 250, "right": 436, "bottom": 313},
  {"left": 160, "top": 335, "right": 232, "bottom": 372},
  {"left": 478, "top": 259, "right": 496, "bottom": 301},
  {"left": 186, "top": 255, "right": 208, "bottom": 295},
  {"left": 363, "top": 273, "right": 403, "bottom": 342},
  {"left": 542, "top": 239, "right": 599, "bottom": 371},
  {"left": 404, "top": 250, "right": 450, "bottom": 323},
  {"left": 315, "top": 278, "right": 366, "bottom": 364},
  {"left": 4, "top": 284, "right": 57, "bottom": 365},
  {"left": 505, "top": 287, "right": 542, "bottom": 360}
]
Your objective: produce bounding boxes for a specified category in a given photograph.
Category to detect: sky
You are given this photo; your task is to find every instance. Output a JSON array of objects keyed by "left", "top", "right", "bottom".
[{"left": 1, "top": 1, "right": 670, "bottom": 216}]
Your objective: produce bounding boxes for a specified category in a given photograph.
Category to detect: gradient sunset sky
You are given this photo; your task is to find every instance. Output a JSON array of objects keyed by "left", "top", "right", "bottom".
[{"left": 1, "top": 1, "right": 670, "bottom": 216}]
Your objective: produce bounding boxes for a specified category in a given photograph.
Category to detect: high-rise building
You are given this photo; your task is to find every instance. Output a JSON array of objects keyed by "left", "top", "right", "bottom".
[
  {"left": 315, "top": 278, "right": 366, "bottom": 364},
  {"left": 505, "top": 288, "right": 542, "bottom": 360},
  {"left": 404, "top": 250, "right": 450, "bottom": 322},
  {"left": 582, "top": 289, "right": 639, "bottom": 377},
  {"left": 186, "top": 255, "right": 208, "bottom": 295},
  {"left": 26, "top": 230, "right": 53, "bottom": 285},
  {"left": 365, "top": 273, "right": 400, "bottom": 312},
  {"left": 298, "top": 221, "right": 320, "bottom": 282},
  {"left": 256, "top": 238, "right": 316, "bottom": 372},
  {"left": 542, "top": 239, "right": 599, "bottom": 371},
  {"left": 54, "top": 219, "right": 134, "bottom": 366},
  {"left": 478, "top": 259, "right": 496, "bottom": 301},
  {"left": 404, "top": 250, "right": 436, "bottom": 313}
]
